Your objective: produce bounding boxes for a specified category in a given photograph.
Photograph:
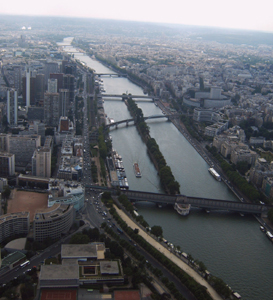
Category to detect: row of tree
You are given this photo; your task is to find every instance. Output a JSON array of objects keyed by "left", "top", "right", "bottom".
[{"left": 126, "top": 98, "right": 180, "bottom": 194}]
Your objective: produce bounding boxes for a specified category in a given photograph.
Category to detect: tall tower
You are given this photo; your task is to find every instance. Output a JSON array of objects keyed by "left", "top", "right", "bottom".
[
  {"left": 13, "top": 66, "right": 22, "bottom": 95},
  {"left": 26, "top": 67, "right": 31, "bottom": 108},
  {"left": 44, "top": 93, "right": 60, "bottom": 127},
  {"left": 59, "top": 89, "right": 69, "bottom": 117},
  {"left": 7, "top": 89, "right": 18, "bottom": 125}
]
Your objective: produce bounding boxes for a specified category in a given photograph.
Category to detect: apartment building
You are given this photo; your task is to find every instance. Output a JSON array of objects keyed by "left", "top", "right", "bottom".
[
  {"left": 0, "top": 212, "right": 29, "bottom": 243},
  {"left": 33, "top": 204, "right": 75, "bottom": 242}
]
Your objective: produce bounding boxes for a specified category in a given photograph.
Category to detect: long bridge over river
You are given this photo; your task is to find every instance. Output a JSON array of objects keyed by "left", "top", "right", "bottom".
[
  {"left": 86, "top": 185, "right": 272, "bottom": 216},
  {"left": 97, "top": 93, "right": 158, "bottom": 101},
  {"left": 105, "top": 114, "right": 180, "bottom": 130}
]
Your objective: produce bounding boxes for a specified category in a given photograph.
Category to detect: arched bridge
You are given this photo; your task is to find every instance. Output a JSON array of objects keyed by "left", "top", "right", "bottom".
[{"left": 105, "top": 114, "right": 181, "bottom": 130}]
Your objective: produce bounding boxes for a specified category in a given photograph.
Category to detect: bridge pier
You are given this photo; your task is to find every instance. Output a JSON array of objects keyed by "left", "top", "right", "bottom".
[{"left": 115, "top": 124, "right": 118, "bottom": 129}]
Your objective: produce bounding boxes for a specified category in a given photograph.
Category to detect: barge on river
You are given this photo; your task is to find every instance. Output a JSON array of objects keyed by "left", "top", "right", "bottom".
[
  {"left": 208, "top": 167, "right": 221, "bottom": 181},
  {"left": 133, "top": 162, "right": 141, "bottom": 178}
]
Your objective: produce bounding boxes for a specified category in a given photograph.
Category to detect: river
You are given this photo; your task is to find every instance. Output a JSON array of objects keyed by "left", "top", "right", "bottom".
[{"left": 61, "top": 37, "right": 273, "bottom": 300}]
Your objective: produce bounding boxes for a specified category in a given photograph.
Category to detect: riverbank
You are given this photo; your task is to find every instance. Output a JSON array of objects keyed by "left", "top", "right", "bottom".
[{"left": 114, "top": 205, "right": 223, "bottom": 300}]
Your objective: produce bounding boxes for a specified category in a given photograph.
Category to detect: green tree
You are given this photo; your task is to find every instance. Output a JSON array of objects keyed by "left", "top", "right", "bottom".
[
  {"left": 151, "top": 225, "right": 163, "bottom": 237},
  {"left": 69, "top": 232, "right": 90, "bottom": 244}
]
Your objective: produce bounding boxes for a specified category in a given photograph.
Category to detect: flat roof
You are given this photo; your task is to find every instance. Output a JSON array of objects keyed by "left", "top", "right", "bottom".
[
  {"left": 40, "top": 265, "right": 79, "bottom": 280},
  {"left": 100, "top": 261, "right": 119, "bottom": 275},
  {"left": 0, "top": 211, "right": 29, "bottom": 225},
  {"left": 34, "top": 203, "right": 72, "bottom": 221},
  {"left": 61, "top": 244, "right": 97, "bottom": 259}
]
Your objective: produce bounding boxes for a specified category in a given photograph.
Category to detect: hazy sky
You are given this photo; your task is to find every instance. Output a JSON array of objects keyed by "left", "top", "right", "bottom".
[{"left": 2, "top": 0, "right": 273, "bottom": 32}]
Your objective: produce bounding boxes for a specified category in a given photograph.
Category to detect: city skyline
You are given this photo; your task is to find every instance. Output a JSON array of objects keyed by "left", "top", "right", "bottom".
[{"left": 1, "top": 0, "right": 273, "bottom": 33}]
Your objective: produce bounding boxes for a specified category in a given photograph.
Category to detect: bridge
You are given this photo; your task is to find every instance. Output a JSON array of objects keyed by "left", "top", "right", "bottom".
[
  {"left": 97, "top": 94, "right": 158, "bottom": 101},
  {"left": 105, "top": 114, "right": 181, "bottom": 129},
  {"left": 84, "top": 186, "right": 272, "bottom": 215},
  {"left": 121, "top": 190, "right": 271, "bottom": 215},
  {"left": 95, "top": 73, "right": 127, "bottom": 78}
]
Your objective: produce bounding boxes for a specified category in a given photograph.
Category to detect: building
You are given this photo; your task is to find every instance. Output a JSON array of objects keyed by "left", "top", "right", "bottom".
[
  {"left": 183, "top": 87, "right": 231, "bottom": 108},
  {"left": 61, "top": 243, "right": 105, "bottom": 261},
  {"left": 7, "top": 89, "right": 18, "bottom": 125},
  {"left": 44, "top": 62, "right": 59, "bottom": 87},
  {"left": 48, "top": 78, "right": 58, "bottom": 93},
  {"left": 35, "top": 74, "right": 45, "bottom": 106},
  {"left": 63, "top": 74, "right": 75, "bottom": 104},
  {"left": 230, "top": 145, "right": 258, "bottom": 166},
  {"left": 47, "top": 179, "right": 84, "bottom": 212},
  {"left": 204, "top": 121, "right": 229, "bottom": 137},
  {"left": 8, "top": 134, "right": 41, "bottom": 170},
  {"left": 32, "top": 147, "right": 51, "bottom": 178},
  {"left": 33, "top": 203, "right": 75, "bottom": 242},
  {"left": 0, "top": 152, "right": 15, "bottom": 176},
  {"left": 59, "top": 116, "right": 69, "bottom": 132},
  {"left": 13, "top": 66, "right": 22, "bottom": 95},
  {"left": 25, "top": 67, "right": 31, "bottom": 108},
  {"left": 193, "top": 108, "right": 224, "bottom": 123},
  {"left": 44, "top": 92, "right": 60, "bottom": 127},
  {"left": 50, "top": 73, "right": 63, "bottom": 92},
  {"left": 39, "top": 265, "right": 79, "bottom": 289},
  {"left": 0, "top": 212, "right": 30, "bottom": 244},
  {"left": 59, "top": 89, "right": 70, "bottom": 117}
]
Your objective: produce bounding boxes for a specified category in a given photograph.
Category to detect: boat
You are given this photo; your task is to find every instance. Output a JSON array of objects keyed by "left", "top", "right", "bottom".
[
  {"left": 208, "top": 168, "right": 221, "bottom": 181},
  {"left": 266, "top": 231, "right": 273, "bottom": 242},
  {"left": 260, "top": 226, "right": 266, "bottom": 232},
  {"left": 174, "top": 203, "right": 191, "bottom": 216},
  {"left": 133, "top": 162, "right": 141, "bottom": 178}
]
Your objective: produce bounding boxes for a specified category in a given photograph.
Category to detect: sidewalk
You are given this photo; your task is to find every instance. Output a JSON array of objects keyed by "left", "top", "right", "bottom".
[{"left": 114, "top": 205, "right": 223, "bottom": 300}]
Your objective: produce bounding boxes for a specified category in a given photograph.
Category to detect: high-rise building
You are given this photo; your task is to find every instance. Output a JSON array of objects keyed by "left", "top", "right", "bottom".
[
  {"left": 50, "top": 73, "right": 63, "bottom": 92},
  {"left": 44, "top": 62, "right": 59, "bottom": 87},
  {"left": 48, "top": 78, "right": 58, "bottom": 93},
  {"left": 59, "top": 89, "right": 69, "bottom": 117},
  {"left": 0, "top": 152, "right": 15, "bottom": 176},
  {"left": 26, "top": 67, "right": 30, "bottom": 108},
  {"left": 32, "top": 146, "right": 51, "bottom": 178},
  {"left": 62, "top": 59, "right": 77, "bottom": 76},
  {"left": 35, "top": 74, "right": 45, "bottom": 106},
  {"left": 13, "top": 66, "right": 22, "bottom": 95},
  {"left": 23, "top": 70, "right": 36, "bottom": 107},
  {"left": 63, "top": 74, "right": 75, "bottom": 107},
  {"left": 44, "top": 93, "right": 60, "bottom": 127},
  {"left": 7, "top": 89, "right": 18, "bottom": 125}
]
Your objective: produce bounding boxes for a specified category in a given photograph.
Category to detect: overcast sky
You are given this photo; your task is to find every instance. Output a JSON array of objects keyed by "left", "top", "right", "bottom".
[{"left": 2, "top": 0, "right": 273, "bottom": 32}]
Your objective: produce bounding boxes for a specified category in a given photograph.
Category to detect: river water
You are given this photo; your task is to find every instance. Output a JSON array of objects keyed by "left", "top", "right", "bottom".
[{"left": 61, "top": 38, "right": 273, "bottom": 300}]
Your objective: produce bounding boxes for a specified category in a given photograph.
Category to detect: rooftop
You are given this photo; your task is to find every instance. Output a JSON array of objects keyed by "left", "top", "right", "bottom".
[{"left": 40, "top": 264, "right": 79, "bottom": 280}]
